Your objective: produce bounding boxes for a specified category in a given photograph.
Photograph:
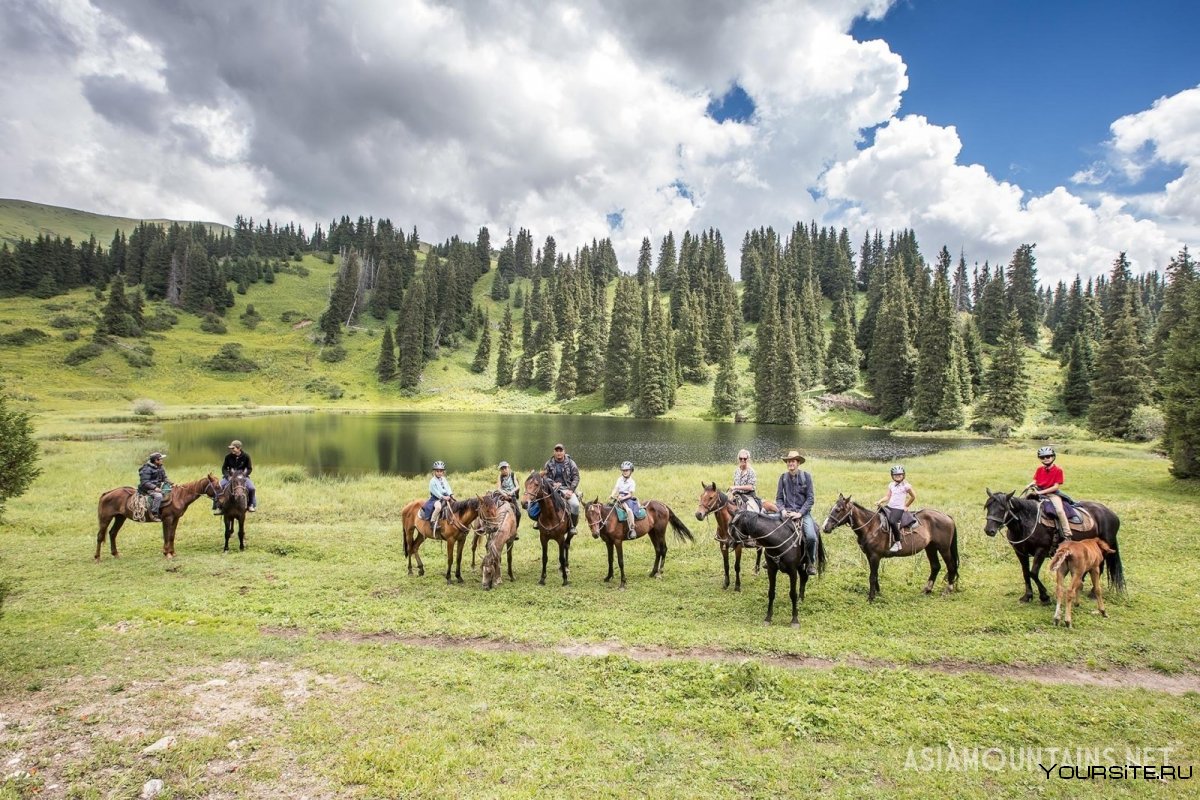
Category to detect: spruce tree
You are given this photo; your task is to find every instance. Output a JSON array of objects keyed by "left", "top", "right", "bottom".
[
  {"left": 1151, "top": 247, "right": 1195, "bottom": 386},
  {"left": 961, "top": 316, "right": 984, "bottom": 395},
  {"left": 977, "top": 311, "right": 1029, "bottom": 425},
  {"left": 0, "top": 382, "right": 40, "bottom": 521},
  {"left": 952, "top": 251, "right": 972, "bottom": 312},
  {"left": 768, "top": 302, "right": 802, "bottom": 424},
  {"left": 100, "top": 274, "right": 135, "bottom": 337},
  {"left": 470, "top": 314, "right": 491, "bottom": 373},
  {"left": 636, "top": 292, "right": 668, "bottom": 417},
  {"left": 912, "top": 268, "right": 963, "bottom": 430},
  {"left": 1061, "top": 333, "right": 1092, "bottom": 416},
  {"left": 396, "top": 282, "right": 425, "bottom": 391},
  {"left": 636, "top": 237, "right": 653, "bottom": 285},
  {"left": 495, "top": 306, "right": 514, "bottom": 387},
  {"left": 1162, "top": 280, "right": 1200, "bottom": 476},
  {"left": 824, "top": 292, "right": 858, "bottom": 393},
  {"left": 603, "top": 278, "right": 640, "bottom": 405},
  {"left": 711, "top": 307, "right": 739, "bottom": 416},
  {"left": 556, "top": 331, "right": 578, "bottom": 400},
  {"left": 376, "top": 326, "right": 396, "bottom": 382},
  {"left": 975, "top": 266, "right": 1008, "bottom": 345},
  {"left": 869, "top": 266, "right": 915, "bottom": 421},
  {"left": 1006, "top": 243, "right": 1040, "bottom": 343},
  {"left": 676, "top": 292, "right": 707, "bottom": 383},
  {"left": 1089, "top": 294, "right": 1146, "bottom": 438},
  {"left": 753, "top": 273, "right": 780, "bottom": 422},
  {"left": 575, "top": 300, "right": 605, "bottom": 395}
]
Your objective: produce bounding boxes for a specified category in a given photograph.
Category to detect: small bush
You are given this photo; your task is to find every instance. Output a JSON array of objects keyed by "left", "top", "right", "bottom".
[
  {"left": 969, "top": 416, "right": 1014, "bottom": 438},
  {"left": 143, "top": 311, "right": 178, "bottom": 332},
  {"left": 49, "top": 314, "right": 78, "bottom": 329},
  {"left": 318, "top": 345, "right": 347, "bottom": 363},
  {"left": 205, "top": 343, "right": 259, "bottom": 372},
  {"left": 132, "top": 398, "right": 160, "bottom": 416},
  {"left": 0, "top": 328, "right": 49, "bottom": 347},
  {"left": 304, "top": 377, "right": 344, "bottom": 399},
  {"left": 280, "top": 310, "right": 305, "bottom": 323},
  {"left": 62, "top": 330, "right": 80, "bottom": 342},
  {"left": 278, "top": 467, "right": 307, "bottom": 483},
  {"left": 1127, "top": 405, "right": 1165, "bottom": 443},
  {"left": 200, "top": 314, "right": 227, "bottom": 334},
  {"left": 64, "top": 342, "right": 105, "bottom": 366},
  {"left": 120, "top": 347, "right": 154, "bottom": 368}
]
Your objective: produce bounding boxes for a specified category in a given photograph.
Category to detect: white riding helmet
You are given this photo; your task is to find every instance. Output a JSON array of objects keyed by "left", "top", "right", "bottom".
[
  {"left": 890, "top": 465, "right": 905, "bottom": 476},
  {"left": 432, "top": 461, "right": 446, "bottom": 470},
  {"left": 1037, "top": 446, "right": 1055, "bottom": 458},
  {"left": 620, "top": 461, "right": 634, "bottom": 472}
]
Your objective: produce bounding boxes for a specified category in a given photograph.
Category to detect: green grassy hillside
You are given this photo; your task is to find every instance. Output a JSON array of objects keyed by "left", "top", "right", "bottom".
[{"left": 0, "top": 198, "right": 229, "bottom": 246}]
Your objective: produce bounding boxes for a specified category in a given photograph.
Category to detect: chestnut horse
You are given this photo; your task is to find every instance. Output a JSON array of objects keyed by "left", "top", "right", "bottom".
[
  {"left": 821, "top": 494, "right": 959, "bottom": 602},
  {"left": 479, "top": 492, "right": 518, "bottom": 590},
  {"left": 1050, "top": 537, "right": 1114, "bottom": 628},
  {"left": 216, "top": 470, "right": 249, "bottom": 552},
  {"left": 520, "top": 471, "right": 574, "bottom": 586},
  {"left": 400, "top": 496, "right": 481, "bottom": 583},
  {"left": 695, "top": 482, "right": 762, "bottom": 591},
  {"left": 95, "top": 474, "right": 219, "bottom": 560},
  {"left": 583, "top": 498, "right": 694, "bottom": 589}
]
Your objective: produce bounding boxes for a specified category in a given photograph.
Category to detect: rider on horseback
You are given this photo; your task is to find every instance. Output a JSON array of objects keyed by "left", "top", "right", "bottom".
[
  {"left": 876, "top": 465, "right": 917, "bottom": 553},
  {"left": 542, "top": 444, "right": 581, "bottom": 534},
  {"left": 1027, "top": 446, "right": 1072, "bottom": 538},
  {"left": 610, "top": 461, "right": 638, "bottom": 540},
  {"left": 730, "top": 449, "right": 763, "bottom": 512},
  {"left": 775, "top": 450, "right": 819, "bottom": 576},
  {"left": 138, "top": 452, "right": 169, "bottom": 522},
  {"left": 213, "top": 439, "right": 256, "bottom": 514},
  {"left": 423, "top": 461, "right": 455, "bottom": 540},
  {"left": 497, "top": 461, "right": 521, "bottom": 540}
]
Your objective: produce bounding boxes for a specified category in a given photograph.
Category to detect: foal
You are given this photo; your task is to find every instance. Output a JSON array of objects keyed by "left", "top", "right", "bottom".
[{"left": 1049, "top": 537, "right": 1114, "bottom": 628}]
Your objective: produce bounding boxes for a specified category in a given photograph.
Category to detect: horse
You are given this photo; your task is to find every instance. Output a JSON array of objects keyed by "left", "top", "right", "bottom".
[
  {"left": 983, "top": 489, "right": 1124, "bottom": 604},
  {"left": 728, "top": 511, "right": 826, "bottom": 627},
  {"left": 695, "top": 482, "right": 763, "bottom": 591},
  {"left": 216, "top": 470, "right": 250, "bottom": 552},
  {"left": 1050, "top": 537, "right": 1114, "bottom": 628},
  {"left": 584, "top": 498, "right": 695, "bottom": 589},
  {"left": 400, "top": 495, "right": 482, "bottom": 583},
  {"left": 95, "top": 474, "right": 220, "bottom": 560},
  {"left": 520, "top": 470, "right": 574, "bottom": 586},
  {"left": 821, "top": 494, "right": 959, "bottom": 602},
  {"left": 478, "top": 492, "right": 518, "bottom": 590},
  {"left": 471, "top": 491, "right": 520, "bottom": 570}
]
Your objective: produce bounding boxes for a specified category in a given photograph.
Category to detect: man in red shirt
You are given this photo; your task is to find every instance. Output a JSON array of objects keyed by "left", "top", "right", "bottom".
[{"left": 1027, "top": 446, "right": 1071, "bottom": 537}]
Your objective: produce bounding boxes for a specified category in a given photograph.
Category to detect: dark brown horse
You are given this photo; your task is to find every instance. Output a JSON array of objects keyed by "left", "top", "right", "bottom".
[
  {"left": 583, "top": 498, "right": 695, "bottom": 588},
  {"left": 727, "top": 510, "right": 825, "bottom": 627},
  {"left": 479, "top": 492, "right": 518, "bottom": 590},
  {"left": 695, "top": 482, "right": 762, "bottom": 591},
  {"left": 400, "top": 496, "right": 482, "bottom": 583},
  {"left": 95, "top": 474, "right": 219, "bottom": 560},
  {"left": 216, "top": 470, "right": 249, "bottom": 552},
  {"left": 471, "top": 491, "right": 520, "bottom": 569},
  {"left": 520, "top": 471, "right": 574, "bottom": 586},
  {"left": 983, "top": 489, "right": 1124, "bottom": 604},
  {"left": 821, "top": 494, "right": 959, "bottom": 602}
]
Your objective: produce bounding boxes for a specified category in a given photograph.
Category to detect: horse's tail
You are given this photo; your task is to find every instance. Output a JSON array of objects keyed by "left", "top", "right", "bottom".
[
  {"left": 949, "top": 522, "right": 960, "bottom": 572},
  {"left": 1104, "top": 530, "right": 1125, "bottom": 593},
  {"left": 1048, "top": 546, "right": 1070, "bottom": 575},
  {"left": 666, "top": 507, "right": 695, "bottom": 543},
  {"left": 817, "top": 533, "right": 827, "bottom": 575}
]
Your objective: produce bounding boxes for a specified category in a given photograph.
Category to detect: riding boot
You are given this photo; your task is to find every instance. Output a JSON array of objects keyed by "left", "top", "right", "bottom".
[
  {"left": 212, "top": 499, "right": 221, "bottom": 515},
  {"left": 569, "top": 512, "right": 578, "bottom": 534},
  {"left": 1056, "top": 511, "right": 1072, "bottom": 539},
  {"left": 248, "top": 487, "right": 257, "bottom": 512}
]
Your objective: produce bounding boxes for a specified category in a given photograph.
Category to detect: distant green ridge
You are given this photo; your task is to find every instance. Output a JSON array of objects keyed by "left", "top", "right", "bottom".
[{"left": 0, "top": 198, "right": 230, "bottom": 246}]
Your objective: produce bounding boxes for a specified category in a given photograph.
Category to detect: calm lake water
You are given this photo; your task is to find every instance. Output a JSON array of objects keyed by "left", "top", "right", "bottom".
[{"left": 161, "top": 412, "right": 987, "bottom": 477}]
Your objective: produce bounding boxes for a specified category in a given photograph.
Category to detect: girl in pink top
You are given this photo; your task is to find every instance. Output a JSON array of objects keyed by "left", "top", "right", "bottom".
[{"left": 876, "top": 465, "right": 917, "bottom": 553}]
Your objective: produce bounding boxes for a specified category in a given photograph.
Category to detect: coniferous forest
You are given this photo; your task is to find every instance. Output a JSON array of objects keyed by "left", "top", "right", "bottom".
[{"left": 2, "top": 213, "right": 1195, "bottom": 478}]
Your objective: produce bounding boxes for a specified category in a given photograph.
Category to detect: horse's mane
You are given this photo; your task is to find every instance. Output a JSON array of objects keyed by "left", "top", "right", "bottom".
[{"left": 451, "top": 496, "right": 478, "bottom": 515}]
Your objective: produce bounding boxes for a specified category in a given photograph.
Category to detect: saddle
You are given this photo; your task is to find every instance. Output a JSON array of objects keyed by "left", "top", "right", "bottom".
[
  {"left": 614, "top": 501, "right": 647, "bottom": 522},
  {"left": 1040, "top": 501, "right": 1093, "bottom": 533},
  {"left": 879, "top": 508, "right": 919, "bottom": 538},
  {"left": 126, "top": 492, "right": 151, "bottom": 522},
  {"left": 731, "top": 493, "right": 761, "bottom": 513}
]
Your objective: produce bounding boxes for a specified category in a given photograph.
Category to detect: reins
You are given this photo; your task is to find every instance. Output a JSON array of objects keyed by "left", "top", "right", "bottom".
[{"left": 732, "top": 514, "right": 802, "bottom": 557}]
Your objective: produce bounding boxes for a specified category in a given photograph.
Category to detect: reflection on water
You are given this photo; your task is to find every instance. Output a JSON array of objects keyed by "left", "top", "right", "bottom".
[{"left": 162, "top": 412, "right": 987, "bottom": 476}]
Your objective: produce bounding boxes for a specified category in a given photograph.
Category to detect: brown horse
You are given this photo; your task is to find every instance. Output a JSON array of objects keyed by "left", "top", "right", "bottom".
[
  {"left": 520, "top": 471, "right": 574, "bottom": 586},
  {"left": 471, "top": 491, "right": 520, "bottom": 569},
  {"left": 695, "top": 482, "right": 763, "bottom": 591},
  {"left": 217, "top": 470, "right": 249, "bottom": 552},
  {"left": 95, "top": 474, "right": 219, "bottom": 560},
  {"left": 479, "top": 492, "right": 518, "bottom": 590},
  {"left": 400, "top": 496, "right": 481, "bottom": 583},
  {"left": 583, "top": 498, "right": 695, "bottom": 588},
  {"left": 1050, "top": 537, "right": 1114, "bottom": 627},
  {"left": 821, "top": 494, "right": 959, "bottom": 602}
]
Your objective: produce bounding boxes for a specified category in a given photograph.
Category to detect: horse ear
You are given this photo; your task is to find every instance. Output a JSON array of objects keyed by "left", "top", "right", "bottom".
[{"left": 985, "top": 487, "right": 991, "bottom": 496}]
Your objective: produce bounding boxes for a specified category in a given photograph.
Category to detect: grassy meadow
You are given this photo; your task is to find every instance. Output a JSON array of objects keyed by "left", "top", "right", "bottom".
[{"left": 1, "top": 422, "right": 1198, "bottom": 798}]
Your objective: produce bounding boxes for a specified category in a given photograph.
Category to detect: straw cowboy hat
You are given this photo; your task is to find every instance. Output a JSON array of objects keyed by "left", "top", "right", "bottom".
[{"left": 781, "top": 449, "right": 806, "bottom": 464}]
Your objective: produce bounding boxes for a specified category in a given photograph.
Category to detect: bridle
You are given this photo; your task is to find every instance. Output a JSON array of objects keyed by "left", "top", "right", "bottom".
[
  {"left": 729, "top": 514, "right": 801, "bottom": 558},
  {"left": 586, "top": 501, "right": 619, "bottom": 536},
  {"left": 822, "top": 500, "right": 874, "bottom": 536},
  {"left": 985, "top": 494, "right": 1037, "bottom": 545},
  {"left": 697, "top": 489, "right": 733, "bottom": 520}
]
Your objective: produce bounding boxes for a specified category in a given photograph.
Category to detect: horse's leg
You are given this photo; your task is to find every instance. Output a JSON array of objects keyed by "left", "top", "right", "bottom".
[
  {"left": 734, "top": 545, "right": 743, "bottom": 593},
  {"left": 755, "top": 547, "right": 762, "bottom": 575},
  {"left": 471, "top": 532, "right": 480, "bottom": 570},
  {"left": 1091, "top": 565, "right": 1107, "bottom": 618},
  {"left": 1066, "top": 571, "right": 1084, "bottom": 628},
  {"left": 648, "top": 533, "right": 660, "bottom": 578},
  {"left": 539, "top": 536, "right": 549, "bottom": 585},
  {"left": 444, "top": 538, "right": 454, "bottom": 584},
  {"left": 617, "top": 541, "right": 626, "bottom": 590},
  {"left": 721, "top": 544, "right": 731, "bottom": 590},
  {"left": 95, "top": 513, "right": 109, "bottom": 561},
  {"left": 1017, "top": 552, "right": 1034, "bottom": 603},
  {"left": 1031, "top": 551, "right": 1051, "bottom": 604},
  {"left": 559, "top": 538, "right": 570, "bottom": 586},
  {"left": 923, "top": 546, "right": 939, "bottom": 594},
  {"left": 764, "top": 563, "right": 777, "bottom": 624},
  {"left": 788, "top": 568, "right": 799, "bottom": 627},
  {"left": 414, "top": 531, "right": 425, "bottom": 576},
  {"left": 867, "top": 556, "right": 880, "bottom": 602},
  {"left": 224, "top": 518, "right": 232, "bottom": 552},
  {"left": 656, "top": 531, "right": 667, "bottom": 578},
  {"left": 168, "top": 519, "right": 179, "bottom": 558},
  {"left": 604, "top": 540, "right": 614, "bottom": 582},
  {"left": 506, "top": 540, "right": 515, "bottom": 581},
  {"left": 455, "top": 535, "right": 466, "bottom": 584},
  {"left": 1053, "top": 566, "right": 1065, "bottom": 625},
  {"left": 238, "top": 515, "right": 245, "bottom": 551},
  {"left": 108, "top": 515, "right": 126, "bottom": 559}
]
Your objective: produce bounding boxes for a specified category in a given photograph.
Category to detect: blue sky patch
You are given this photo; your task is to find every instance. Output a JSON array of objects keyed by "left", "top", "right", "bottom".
[{"left": 706, "top": 83, "right": 755, "bottom": 124}]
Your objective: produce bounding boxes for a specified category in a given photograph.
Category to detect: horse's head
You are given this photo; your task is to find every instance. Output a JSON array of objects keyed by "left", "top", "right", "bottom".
[
  {"left": 821, "top": 493, "right": 854, "bottom": 534},
  {"left": 696, "top": 481, "right": 723, "bottom": 522},
  {"left": 727, "top": 510, "right": 754, "bottom": 547},
  {"left": 584, "top": 499, "right": 607, "bottom": 537},
  {"left": 204, "top": 473, "right": 221, "bottom": 499},
  {"left": 479, "top": 491, "right": 504, "bottom": 523},
  {"left": 226, "top": 470, "right": 249, "bottom": 509},
  {"left": 521, "top": 470, "right": 544, "bottom": 509},
  {"left": 983, "top": 488, "right": 1015, "bottom": 537}
]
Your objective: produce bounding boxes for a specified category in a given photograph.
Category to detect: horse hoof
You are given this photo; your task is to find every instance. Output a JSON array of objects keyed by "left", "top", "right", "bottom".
[
  {"left": 538, "top": 579, "right": 546, "bottom": 586},
  {"left": 1019, "top": 595, "right": 1032, "bottom": 603},
  {"left": 1040, "top": 597, "right": 1051, "bottom": 605},
  {"left": 619, "top": 584, "right": 626, "bottom": 591},
  {"left": 604, "top": 576, "right": 612, "bottom": 582},
  {"left": 734, "top": 586, "right": 741, "bottom": 593},
  {"left": 763, "top": 619, "right": 772, "bottom": 626},
  {"left": 791, "top": 621, "right": 800, "bottom": 628},
  {"left": 923, "top": 587, "right": 932, "bottom": 594}
]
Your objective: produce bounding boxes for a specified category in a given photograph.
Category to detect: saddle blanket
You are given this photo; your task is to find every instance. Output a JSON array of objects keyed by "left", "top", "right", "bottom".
[
  {"left": 615, "top": 502, "right": 646, "bottom": 522},
  {"left": 1041, "top": 500, "right": 1091, "bottom": 532}
]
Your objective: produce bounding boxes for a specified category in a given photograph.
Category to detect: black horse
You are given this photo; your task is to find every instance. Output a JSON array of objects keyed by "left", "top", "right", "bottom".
[
  {"left": 728, "top": 511, "right": 826, "bottom": 627},
  {"left": 983, "top": 489, "right": 1124, "bottom": 603},
  {"left": 217, "top": 470, "right": 249, "bottom": 552}
]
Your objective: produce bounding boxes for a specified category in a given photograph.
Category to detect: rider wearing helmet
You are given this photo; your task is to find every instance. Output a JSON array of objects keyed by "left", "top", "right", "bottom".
[
  {"left": 876, "top": 465, "right": 917, "bottom": 553},
  {"left": 610, "top": 460, "right": 638, "bottom": 540},
  {"left": 422, "top": 460, "right": 455, "bottom": 539},
  {"left": 1027, "top": 446, "right": 1071, "bottom": 537},
  {"left": 496, "top": 460, "right": 521, "bottom": 535}
]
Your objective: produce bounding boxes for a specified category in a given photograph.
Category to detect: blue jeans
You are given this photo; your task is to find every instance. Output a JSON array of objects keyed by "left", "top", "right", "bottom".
[{"left": 786, "top": 512, "right": 819, "bottom": 566}]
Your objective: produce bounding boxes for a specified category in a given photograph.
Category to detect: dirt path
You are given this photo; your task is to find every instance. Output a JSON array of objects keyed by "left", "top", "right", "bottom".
[{"left": 262, "top": 626, "right": 1200, "bottom": 696}]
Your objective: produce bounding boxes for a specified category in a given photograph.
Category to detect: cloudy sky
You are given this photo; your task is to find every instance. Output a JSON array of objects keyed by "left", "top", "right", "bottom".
[{"left": 1, "top": 0, "right": 1196, "bottom": 284}]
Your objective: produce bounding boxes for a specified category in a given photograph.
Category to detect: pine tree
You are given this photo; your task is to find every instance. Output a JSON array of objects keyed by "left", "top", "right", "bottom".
[
  {"left": 604, "top": 278, "right": 641, "bottom": 405},
  {"left": 753, "top": 272, "right": 780, "bottom": 422},
  {"left": 575, "top": 298, "right": 605, "bottom": 395},
  {"left": 1006, "top": 243, "right": 1040, "bottom": 343},
  {"left": 470, "top": 314, "right": 491, "bottom": 373},
  {"left": 656, "top": 232, "right": 677, "bottom": 293},
  {"left": 1089, "top": 293, "right": 1146, "bottom": 438},
  {"left": 1162, "top": 280, "right": 1200, "bottom": 476},
  {"left": 493, "top": 307, "right": 514, "bottom": 387},
  {"left": 824, "top": 292, "right": 858, "bottom": 393},
  {"left": 977, "top": 311, "right": 1029, "bottom": 425},
  {"left": 1151, "top": 247, "right": 1195, "bottom": 387},
  {"left": 0, "top": 382, "right": 40, "bottom": 520},
  {"left": 556, "top": 330, "right": 578, "bottom": 400},
  {"left": 396, "top": 281, "right": 425, "bottom": 392},
  {"left": 951, "top": 251, "right": 972, "bottom": 312},
  {"left": 376, "top": 326, "right": 396, "bottom": 382},
  {"left": 975, "top": 266, "right": 1007, "bottom": 345},
  {"left": 869, "top": 266, "right": 915, "bottom": 421},
  {"left": 676, "top": 292, "right": 707, "bottom": 383},
  {"left": 912, "top": 268, "right": 964, "bottom": 430},
  {"left": 1061, "top": 333, "right": 1092, "bottom": 416},
  {"left": 768, "top": 302, "right": 802, "bottom": 424},
  {"left": 636, "top": 237, "right": 653, "bottom": 285},
  {"left": 100, "top": 274, "right": 135, "bottom": 337},
  {"left": 711, "top": 305, "right": 739, "bottom": 416},
  {"left": 636, "top": 292, "right": 669, "bottom": 417}
]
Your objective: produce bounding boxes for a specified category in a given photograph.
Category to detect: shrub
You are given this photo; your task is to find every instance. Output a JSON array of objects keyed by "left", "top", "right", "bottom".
[
  {"left": 200, "top": 314, "right": 227, "bottom": 334},
  {"left": 304, "top": 377, "right": 344, "bottom": 399},
  {"left": 49, "top": 314, "right": 78, "bottom": 329},
  {"left": 318, "top": 345, "right": 347, "bottom": 363},
  {"left": 132, "top": 398, "right": 160, "bottom": 416},
  {"left": 0, "top": 383, "right": 40, "bottom": 521},
  {"left": 278, "top": 467, "right": 307, "bottom": 483},
  {"left": 205, "top": 343, "right": 259, "bottom": 373},
  {"left": 62, "top": 330, "right": 80, "bottom": 342},
  {"left": 143, "top": 311, "right": 178, "bottom": 332},
  {"left": 0, "top": 328, "right": 49, "bottom": 347},
  {"left": 969, "top": 416, "right": 1014, "bottom": 438},
  {"left": 64, "top": 342, "right": 105, "bottom": 366},
  {"left": 280, "top": 310, "right": 304, "bottom": 324},
  {"left": 1127, "top": 405, "right": 1166, "bottom": 443},
  {"left": 240, "top": 304, "right": 263, "bottom": 330},
  {"left": 120, "top": 347, "right": 154, "bottom": 368}
]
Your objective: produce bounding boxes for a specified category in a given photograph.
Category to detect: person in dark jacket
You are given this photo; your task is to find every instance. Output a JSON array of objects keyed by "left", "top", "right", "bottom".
[
  {"left": 775, "top": 449, "right": 819, "bottom": 575},
  {"left": 213, "top": 439, "right": 256, "bottom": 513},
  {"left": 138, "top": 452, "right": 169, "bottom": 521},
  {"left": 541, "top": 443, "right": 581, "bottom": 533}
]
